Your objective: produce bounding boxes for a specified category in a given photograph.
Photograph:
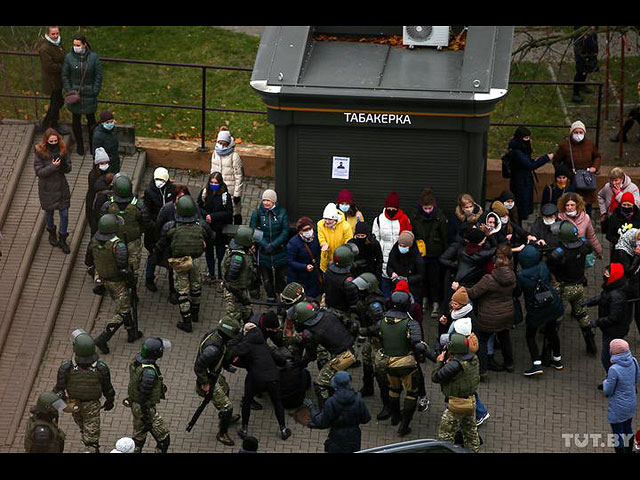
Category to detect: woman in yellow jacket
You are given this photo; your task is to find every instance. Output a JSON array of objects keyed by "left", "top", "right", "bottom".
[{"left": 318, "top": 203, "right": 354, "bottom": 272}]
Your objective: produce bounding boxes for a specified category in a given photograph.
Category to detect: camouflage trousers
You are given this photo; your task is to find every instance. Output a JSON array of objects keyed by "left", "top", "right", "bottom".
[
  {"left": 316, "top": 349, "right": 357, "bottom": 399},
  {"left": 223, "top": 289, "right": 253, "bottom": 325},
  {"left": 195, "top": 374, "right": 233, "bottom": 415},
  {"left": 362, "top": 338, "right": 387, "bottom": 375},
  {"left": 555, "top": 281, "right": 590, "bottom": 328},
  {"left": 172, "top": 256, "right": 202, "bottom": 317},
  {"left": 70, "top": 399, "right": 102, "bottom": 452},
  {"left": 127, "top": 238, "right": 142, "bottom": 274},
  {"left": 438, "top": 401, "right": 480, "bottom": 453},
  {"left": 102, "top": 280, "right": 131, "bottom": 325},
  {"left": 130, "top": 401, "right": 170, "bottom": 452}
]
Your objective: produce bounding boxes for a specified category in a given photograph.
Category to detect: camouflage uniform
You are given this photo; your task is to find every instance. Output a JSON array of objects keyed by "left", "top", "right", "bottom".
[
  {"left": 221, "top": 244, "right": 259, "bottom": 325},
  {"left": 438, "top": 398, "right": 480, "bottom": 453},
  {"left": 555, "top": 281, "right": 590, "bottom": 327}
]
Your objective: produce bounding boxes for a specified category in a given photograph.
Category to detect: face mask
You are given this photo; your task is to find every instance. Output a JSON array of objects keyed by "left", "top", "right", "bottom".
[
  {"left": 73, "top": 46, "right": 84, "bottom": 54},
  {"left": 622, "top": 206, "right": 634, "bottom": 215},
  {"left": 500, "top": 216, "right": 509, "bottom": 225},
  {"left": 423, "top": 206, "right": 434, "bottom": 214},
  {"left": 386, "top": 208, "right": 398, "bottom": 218},
  {"left": 155, "top": 180, "right": 166, "bottom": 189},
  {"left": 566, "top": 210, "right": 578, "bottom": 217},
  {"left": 103, "top": 122, "right": 115, "bottom": 131},
  {"left": 99, "top": 163, "right": 110, "bottom": 172},
  {"left": 47, "top": 142, "right": 58, "bottom": 149},
  {"left": 543, "top": 217, "right": 555, "bottom": 226},
  {"left": 572, "top": 133, "right": 584, "bottom": 143},
  {"left": 338, "top": 204, "right": 350, "bottom": 213},
  {"left": 504, "top": 202, "right": 514, "bottom": 210},
  {"left": 209, "top": 184, "right": 220, "bottom": 192},
  {"left": 301, "top": 230, "right": 314, "bottom": 241},
  {"left": 557, "top": 180, "right": 567, "bottom": 188},
  {"left": 398, "top": 246, "right": 410, "bottom": 254},
  {"left": 45, "top": 34, "right": 60, "bottom": 45},
  {"left": 463, "top": 207, "right": 474, "bottom": 215}
]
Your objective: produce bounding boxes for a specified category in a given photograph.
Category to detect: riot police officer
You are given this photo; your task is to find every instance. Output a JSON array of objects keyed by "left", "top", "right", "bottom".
[
  {"left": 292, "top": 302, "right": 357, "bottom": 409},
  {"left": 277, "top": 282, "right": 320, "bottom": 359},
  {"left": 352, "top": 272, "right": 391, "bottom": 420},
  {"left": 155, "top": 195, "right": 213, "bottom": 332},
  {"left": 127, "top": 337, "right": 171, "bottom": 453},
  {"left": 323, "top": 244, "right": 360, "bottom": 320},
  {"left": 90, "top": 214, "right": 142, "bottom": 353},
  {"left": 221, "top": 226, "right": 261, "bottom": 325},
  {"left": 547, "top": 220, "right": 597, "bottom": 355},
  {"left": 193, "top": 316, "right": 242, "bottom": 446},
  {"left": 24, "top": 391, "right": 66, "bottom": 453},
  {"left": 54, "top": 329, "right": 115, "bottom": 453}
]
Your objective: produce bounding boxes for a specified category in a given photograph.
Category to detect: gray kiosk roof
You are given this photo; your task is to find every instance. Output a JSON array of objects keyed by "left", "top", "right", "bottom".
[{"left": 251, "top": 26, "right": 514, "bottom": 106}]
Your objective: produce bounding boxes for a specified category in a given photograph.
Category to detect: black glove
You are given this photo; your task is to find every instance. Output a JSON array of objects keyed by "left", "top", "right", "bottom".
[
  {"left": 103, "top": 399, "right": 115, "bottom": 411},
  {"left": 223, "top": 364, "right": 237, "bottom": 373},
  {"left": 233, "top": 196, "right": 241, "bottom": 205},
  {"left": 348, "top": 319, "right": 360, "bottom": 336},
  {"left": 414, "top": 342, "right": 427, "bottom": 363}
]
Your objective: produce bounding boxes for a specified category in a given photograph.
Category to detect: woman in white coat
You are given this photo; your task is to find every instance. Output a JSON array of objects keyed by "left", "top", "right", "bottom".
[{"left": 210, "top": 127, "right": 244, "bottom": 224}]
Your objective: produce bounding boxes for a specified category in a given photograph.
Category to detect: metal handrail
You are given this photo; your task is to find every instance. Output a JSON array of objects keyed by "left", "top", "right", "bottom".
[{"left": 0, "top": 50, "right": 265, "bottom": 151}]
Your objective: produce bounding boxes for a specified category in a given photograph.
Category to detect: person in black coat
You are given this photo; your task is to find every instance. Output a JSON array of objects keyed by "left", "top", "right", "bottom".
[
  {"left": 197, "top": 172, "right": 233, "bottom": 285},
  {"left": 142, "top": 167, "right": 176, "bottom": 292},
  {"left": 229, "top": 324, "right": 292, "bottom": 441},
  {"left": 606, "top": 195, "right": 640, "bottom": 263},
  {"left": 530, "top": 203, "right": 561, "bottom": 251},
  {"left": 507, "top": 127, "right": 554, "bottom": 222},
  {"left": 304, "top": 370, "right": 371, "bottom": 453},
  {"left": 348, "top": 221, "right": 383, "bottom": 282},
  {"left": 287, "top": 217, "right": 323, "bottom": 299},
  {"left": 272, "top": 346, "right": 312, "bottom": 410},
  {"left": 386, "top": 230, "right": 425, "bottom": 307},
  {"left": 586, "top": 263, "right": 632, "bottom": 373}
]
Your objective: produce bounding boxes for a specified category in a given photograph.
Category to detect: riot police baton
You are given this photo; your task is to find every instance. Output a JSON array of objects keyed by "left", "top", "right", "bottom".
[{"left": 186, "top": 375, "right": 217, "bottom": 432}]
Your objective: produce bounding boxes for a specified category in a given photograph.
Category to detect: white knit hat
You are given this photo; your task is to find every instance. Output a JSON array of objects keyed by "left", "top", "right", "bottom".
[
  {"left": 262, "top": 189, "right": 277, "bottom": 203},
  {"left": 570, "top": 120, "right": 586, "bottom": 135},
  {"left": 114, "top": 437, "right": 135, "bottom": 453},
  {"left": 217, "top": 130, "right": 232, "bottom": 143},
  {"left": 453, "top": 317, "right": 473, "bottom": 336},
  {"left": 154, "top": 167, "right": 169, "bottom": 182},
  {"left": 93, "top": 147, "right": 110, "bottom": 165},
  {"left": 323, "top": 203, "right": 340, "bottom": 221}
]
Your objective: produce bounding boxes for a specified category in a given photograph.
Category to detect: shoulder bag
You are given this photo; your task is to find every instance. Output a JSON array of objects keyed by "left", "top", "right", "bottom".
[
  {"left": 65, "top": 57, "right": 88, "bottom": 105},
  {"left": 569, "top": 140, "right": 597, "bottom": 191}
]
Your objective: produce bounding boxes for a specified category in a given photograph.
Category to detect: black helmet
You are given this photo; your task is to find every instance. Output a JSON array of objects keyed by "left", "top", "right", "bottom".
[
  {"left": 96, "top": 213, "right": 123, "bottom": 241},
  {"left": 141, "top": 337, "right": 169, "bottom": 360},
  {"left": 112, "top": 174, "right": 133, "bottom": 202},
  {"left": 175, "top": 195, "right": 198, "bottom": 223},
  {"left": 333, "top": 245, "right": 354, "bottom": 268},
  {"left": 390, "top": 290, "right": 411, "bottom": 312},
  {"left": 448, "top": 333, "right": 469, "bottom": 355}
]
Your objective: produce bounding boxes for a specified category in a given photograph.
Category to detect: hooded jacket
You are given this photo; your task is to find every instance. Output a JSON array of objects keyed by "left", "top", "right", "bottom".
[
  {"left": 448, "top": 202, "right": 483, "bottom": 244},
  {"left": 372, "top": 208, "right": 412, "bottom": 278},
  {"left": 586, "top": 264, "right": 631, "bottom": 339},
  {"left": 439, "top": 241, "right": 496, "bottom": 288},
  {"left": 409, "top": 205, "right": 449, "bottom": 258},
  {"left": 466, "top": 264, "right": 517, "bottom": 332},
  {"left": 558, "top": 210, "right": 602, "bottom": 257},
  {"left": 209, "top": 142, "right": 243, "bottom": 199},
  {"left": 603, "top": 350, "right": 640, "bottom": 424},
  {"left": 597, "top": 175, "right": 640, "bottom": 217},
  {"left": 348, "top": 230, "right": 383, "bottom": 281},
  {"left": 318, "top": 204, "right": 353, "bottom": 272}
]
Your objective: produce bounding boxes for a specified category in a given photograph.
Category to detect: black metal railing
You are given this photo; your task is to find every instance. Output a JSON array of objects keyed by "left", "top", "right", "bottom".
[{"left": 0, "top": 50, "right": 266, "bottom": 151}]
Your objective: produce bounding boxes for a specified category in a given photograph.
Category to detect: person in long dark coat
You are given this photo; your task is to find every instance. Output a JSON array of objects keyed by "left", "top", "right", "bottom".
[{"left": 507, "top": 126, "right": 553, "bottom": 222}]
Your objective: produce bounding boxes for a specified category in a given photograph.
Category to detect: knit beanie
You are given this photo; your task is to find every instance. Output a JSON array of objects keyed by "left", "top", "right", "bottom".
[
  {"left": 607, "top": 263, "right": 625, "bottom": 285},
  {"left": 621, "top": 192, "right": 635, "bottom": 206},
  {"left": 385, "top": 191, "right": 400, "bottom": 208},
  {"left": 337, "top": 189, "right": 354, "bottom": 205},
  {"left": 355, "top": 221, "right": 372, "bottom": 235},
  {"left": 499, "top": 190, "right": 515, "bottom": 203},
  {"left": 398, "top": 230, "right": 415, "bottom": 247},
  {"left": 330, "top": 370, "right": 352, "bottom": 390},
  {"left": 323, "top": 203, "right": 340, "bottom": 221},
  {"left": 610, "top": 339, "right": 630, "bottom": 355},
  {"left": 464, "top": 227, "right": 486, "bottom": 245},
  {"left": 420, "top": 188, "right": 435, "bottom": 206},
  {"left": 296, "top": 216, "right": 314, "bottom": 231},
  {"left": 451, "top": 287, "right": 469, "bottom": 306},
  {"left": 217, "top": 130, "right": 232, "bottom": 143},
  {"left": 99, "top": 111, "right": 114, "bottom": 123},
  {"left": 262, "top": 189, "right": 277, "bottom": 203},
  {"left": 514, "top": 125, "right": 531, "bottom": 140},
  {"left": 554, "top": 164, "right": 570, "bottom": 179},
  {"left": 491, "top": 201, "right": 509, "bottom": 217},
  {"left": 154, "top": 167, "right": 169, "bottom": 182},
  {"left": 453, "top": 317, "right": 473, "bottom": 336},
  {"left": 394, "top": 280, "right": 410, "bottom": 294},
  {"left": 93, "top": 147, "right": 110, "bottom": 165},
  {"left": 570, "top": 120, "right": 586, "bottom": 135}
]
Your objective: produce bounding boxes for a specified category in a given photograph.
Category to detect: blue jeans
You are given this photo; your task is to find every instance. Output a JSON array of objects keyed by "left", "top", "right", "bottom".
[
  {"left": 44, "top": 208, "right": 69, "bottom": 235},
  {"left": 487, "top": 334, "right": 496, "bottom": 356},
  {"left": 611, "top": 418, "right": 633, "bottom": 452},
  {"left": 475, "top": 393, "right": 488, "bottom": 420}
]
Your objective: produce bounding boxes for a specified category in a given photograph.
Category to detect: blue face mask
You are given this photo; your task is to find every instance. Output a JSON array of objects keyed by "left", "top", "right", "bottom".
[
  {"left": 103, "top": 122, "right": 115, "bottom": 131},
  {"left": 209, "top": 184, "right": 220, "bottom": 192},
  {"left": 338, "top": 204, "right": 350, "bottom": 213},
  {"left": 399, "top": 246, "right": 410, "bottom": 254}
]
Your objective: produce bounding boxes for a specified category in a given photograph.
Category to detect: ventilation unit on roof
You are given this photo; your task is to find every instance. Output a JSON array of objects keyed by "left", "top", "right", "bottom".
[{"left": 403, "top": 26, "right": 450, "bottom": 49}]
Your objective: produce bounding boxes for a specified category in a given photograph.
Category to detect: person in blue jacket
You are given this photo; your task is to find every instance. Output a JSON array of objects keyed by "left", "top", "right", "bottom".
[
  {"left": 286, "top": 217, "right": 322, "bottom": 300},
  {"left": 507, "top": 126, "right": 554, "bottom": 222},
  {"left": 603, "top": 339, "right": 640, "bottom": 453}
]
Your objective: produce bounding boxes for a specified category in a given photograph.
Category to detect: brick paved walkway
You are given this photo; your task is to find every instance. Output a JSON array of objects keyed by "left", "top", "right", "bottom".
[{"left": 1, "top": 128, "right": 638, "bottom": 453}]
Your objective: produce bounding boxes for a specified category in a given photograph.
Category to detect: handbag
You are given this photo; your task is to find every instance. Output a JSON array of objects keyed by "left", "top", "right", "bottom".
[
  {"left": 448, "top": 395, "right": 475, "bottom": 416},
  {"left": 533, "top": 278, "right": 554, "bottom": 308},
  {"left": 64, "top": 57, "right": 88, "bottom": 105},
  {"left": 568, "top": 140, "right": 597, "bottom": 191}
]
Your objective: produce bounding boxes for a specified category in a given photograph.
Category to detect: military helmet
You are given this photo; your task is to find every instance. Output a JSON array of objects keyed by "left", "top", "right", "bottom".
[
  {"left": 175, "top": 195, "right": 198, "bottom": 223},
  {"left": 448, "top": 333, "right": 470, "bottom": 355},
  {"left": 390, "top": 290, "right": 411, "bottom": 312},
  {"left": 141, "top": 337, "right": 167, "bottom": 360},
  {"left": 352, "top": 272, "right": 379, "bottom": 293},
  {"left": 293, "top": 301, "right": 318, "bottom": 325},
  {"left": 333, "top": 245, "right": 355, "bottom": 268},
  {"left": 556, "top": 220, "right": 579, "bottom": 243},
  {"left": 35, "top": 391, "right": 63, "bottom": 415},
  {"left": 234, "top": 226, "right": 256, "bottom": 248},
  {"left": 71, "top": 329, "right": 98, "bottom": 364},
  {"left": 96, "top": 213, "right": 123, "bottom": 241},
  {"left": 216, "top": 316, "right": 241, "bottom": 339},
  {"left": 280, "top": 282, "right": 305, "bottom": 305},
  {"left": 112, "top": 174, "right": 133, "bottom": 202}
]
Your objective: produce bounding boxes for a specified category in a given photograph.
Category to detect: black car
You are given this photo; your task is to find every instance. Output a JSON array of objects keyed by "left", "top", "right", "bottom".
[{"left": 357, "top": 439, "right": 472, "bottom": 454}]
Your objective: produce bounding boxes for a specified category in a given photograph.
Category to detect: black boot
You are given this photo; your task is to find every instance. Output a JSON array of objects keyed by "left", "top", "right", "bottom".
[
  {"left": 217, "top": 410, "right": 235, "bottom": 446},
  {"left": 127, "top": 327, "right": 143, "bottom": 343},
  {"left": 58, "top": 232, "right": 70, "bottom": 254},
  {"left": 94, "top": 322, "right": 123, "bottom": 354},
  {"left": 610, "top": 119, "right": 634, "bottom": 143},
  {"left": 47, "top": 226, "right": 58, "bottom": 247},
  {"left": 581, "top": 325, "right": 597, "bottom": 356},
  {"left": 133, "top": 438, "right": 145, "bottom": 453},
  {"left": 388, "top": 396, "right": 401, "bottom": 426},
  {"left": 360, "top": 365, "right": 375, "bottom": 397},
  {"left": 155, "top": 434, "right": 170, "bottom": 454},
  {"left": 190, "top": 304, "right": 200, "bottom": 323},
  {"left": 176, "top": 302, "right": 193, "bottom": 332},
  {"left": 397, "top": 400, "right": 416, "bottom": 437},
  {"left": 376, "top": 373, "right": 391, "bottom": 420}
]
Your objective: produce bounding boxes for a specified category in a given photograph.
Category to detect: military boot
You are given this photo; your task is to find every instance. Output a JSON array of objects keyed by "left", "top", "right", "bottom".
[
  {"left": 397, "top": 399, "right": 417, "bottom": 437},
  {"left": 360, "top": 365, "right": 375, "bottom": 397},
  {"left": 94, "top": 322, "right": 122, "bottom": 354},
  {"left": 376, "top": 373, "right": 391, "bottom": 420},
  {"left": 47, "top": 226, "right": 58, "bottom": 247},
  {"left": 580, "top": 325, "right": 597, "bottom": 356},
  {"left": 155, "top": 434, "right": 170, "bottom": 454},
  {"left": 190, "top": 303, "right": 200, "bottom": 323},
  {"left": 123, "top": 312, "right": 143, "bottom": 343},
  {"left": 84, "top": 442, "right": 100, "bottom": 453},
  {"left": 217, "top": 410, "right": 235, "bottom": 446},
  {"left": 176, "top": 307, "right": 193, "bottom": 333},
  {"left": 133, "top": 438, "right": 145, "bottom": 453},
  {"left": 388, "top": 395, "right": 402, "bottom": 426},
  {"left": 58, "top": 232, "right": 70, "bottom": 254}
]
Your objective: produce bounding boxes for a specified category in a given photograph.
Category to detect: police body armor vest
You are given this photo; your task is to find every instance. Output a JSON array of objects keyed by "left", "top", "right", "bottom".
[
  {"left": 380, "top": 315, "right": 411, "bottom": 357},
  {"left": 91, "top": 236, "right": 122, "bottom": 281},
  {"left": 441, "top": 356, "right": 480, "bottom": 399},
  {"left": 324, "top": 269, "right": 352, "bottom": 312},
  {"left": 66, "top": 363, "right": 103, "bottom": 401},
  {"left": 24, "top": 417, "right": 63, "bottom": 453},
  {"left": 361, "top": 293, "right": 385, "bottom": 328},
  {"left": 128, "top": 361, "right": 163, "bottom": 405},
  {"left": 224, "top": 248, "right": 255, "bottom": 288},
  {"left": 171, "top": 223, "right": 205, "bottom": 258},
  {"left": 199, "top": 331, "right": 225, "bottom": 374},
  {"left": 307, "top": 313, "right": 353, "bottom": 356},
  {"left": 107, "top": 196, "right": 142, "bottom": 241}
]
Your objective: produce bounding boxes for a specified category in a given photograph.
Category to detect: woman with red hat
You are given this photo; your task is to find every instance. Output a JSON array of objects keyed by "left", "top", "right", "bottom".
[
  {"left": 605, "top": 191, "right": 640, "bottom": 262},
  {"left": 335, "top": 189, "right": 364, "bottom": 235}
]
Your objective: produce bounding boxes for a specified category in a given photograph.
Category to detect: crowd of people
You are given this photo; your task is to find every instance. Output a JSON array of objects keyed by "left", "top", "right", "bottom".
[{"left": 22, "top": 27, "right": 640, "bottom": 454}]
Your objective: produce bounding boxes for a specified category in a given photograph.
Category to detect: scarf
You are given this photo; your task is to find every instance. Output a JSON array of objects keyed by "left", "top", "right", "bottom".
[
  {"left": 616, "top": 228, "right": 639, "bottom": 258},
  {"left": 45, "top": 34, "right": 60, "bottom": 46},
  {"left": 383, "top": 208, "right": 412, "bottom": 233},
  {"left": 215, "top": 139, "right": 235, "bottom": 156},
  {"left": 451, "top": 303, "right": 473, "bottom": 320}
]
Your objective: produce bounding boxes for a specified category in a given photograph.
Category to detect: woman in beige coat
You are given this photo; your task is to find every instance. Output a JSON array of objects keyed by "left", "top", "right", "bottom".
[{"left": 210, "top": 127, "right": 244, "bottom": 224}]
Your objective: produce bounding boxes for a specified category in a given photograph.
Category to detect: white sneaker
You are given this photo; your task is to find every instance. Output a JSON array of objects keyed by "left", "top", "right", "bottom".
[{"left": 476, "top": 411, "right": 491, "bottom": 427}]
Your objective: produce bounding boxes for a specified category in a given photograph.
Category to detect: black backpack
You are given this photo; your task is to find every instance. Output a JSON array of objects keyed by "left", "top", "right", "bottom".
[{"left": 501, "top": 150, "right": 512, "bottom": 179}]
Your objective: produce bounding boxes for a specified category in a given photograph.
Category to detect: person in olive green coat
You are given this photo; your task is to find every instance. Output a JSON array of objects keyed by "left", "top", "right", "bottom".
[
  {"left": 61, "top": 35, "right": 103, "bottom": 155},
  {"left": 37, "top": 26, "right": 67, "bottom": 132}
]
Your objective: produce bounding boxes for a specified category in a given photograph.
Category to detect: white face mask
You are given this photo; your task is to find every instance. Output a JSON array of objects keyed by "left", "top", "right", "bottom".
[
  {"left": 155, "top": 180, "right": 166, "bottom": 189},
  {"left": 301, "top": 230, "right": 314, "bottom": 241},
  {"left": 98, "top": 163, "right": 109, "bottom": 172},
  {"left": 566, "top": 210, "right": 578, "bottom": 217},
  {"left": 543, "top": 217, "right": 556, "bottom": 226},
  {"left": 500, "top": 216, "right": 509, "bottom": 225},
  {"left": 504, "top": 202, "right": 514, "bottom": 210},
  {"left": 572, "top": 133, "right": 584, "bottom": 143},
  {"left": 73, "top": 46, "right": 84, "bottom": 54}
]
